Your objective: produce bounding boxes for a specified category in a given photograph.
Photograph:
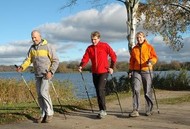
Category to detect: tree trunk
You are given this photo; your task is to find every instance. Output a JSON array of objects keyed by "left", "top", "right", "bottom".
[{"left": 125, "top": 0, "right": 140, "bottom": 53}]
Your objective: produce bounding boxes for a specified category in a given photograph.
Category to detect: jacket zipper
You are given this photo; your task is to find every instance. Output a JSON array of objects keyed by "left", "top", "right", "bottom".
[
  {"left": 139, "top": 45, "right": 142, "bottom": 72},
  {"left": 95, "top": 46, "right": 98, "bottom": 72}
]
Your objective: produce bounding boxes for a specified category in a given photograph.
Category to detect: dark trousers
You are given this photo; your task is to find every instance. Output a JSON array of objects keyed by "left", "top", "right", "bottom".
[{"left": 92, "top": 73, "right": 108, "bottom": 111}]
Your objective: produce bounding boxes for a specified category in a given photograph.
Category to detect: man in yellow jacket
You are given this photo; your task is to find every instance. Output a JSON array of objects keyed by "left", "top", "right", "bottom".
[
  {"left": 128, "top": 31, "right": 158, "bottom": 117},
  {"left": 16, "top": 30, "right": 59, "bottom": 123}
]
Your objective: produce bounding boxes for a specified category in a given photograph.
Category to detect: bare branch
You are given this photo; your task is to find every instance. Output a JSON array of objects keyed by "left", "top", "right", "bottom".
[
  {"left": 60, "top": 0, "right": 77, "bottom": 10},
  {"left": 168, "top": 3, "right": 190, "bottom": 14}
]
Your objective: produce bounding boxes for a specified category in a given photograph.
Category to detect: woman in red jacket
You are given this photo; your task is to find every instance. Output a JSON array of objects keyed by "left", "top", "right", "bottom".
[
  {"left": 78, "top": 31, "right": 117, "bottom": 119},
  {"left": 128, "top": 31, "right": 158, "bottom": 117}
]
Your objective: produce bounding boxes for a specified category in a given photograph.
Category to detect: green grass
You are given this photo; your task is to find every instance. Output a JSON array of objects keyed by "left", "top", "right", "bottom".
[
  {"left": 0, "top": 103, "right": 39, "bottom": 124},
  {"left": 158, "top": 94, "right": 190, "bottom": 105},
  {"left": 0, "top": 100, "right": 89, "bottom": 124},
  {"left": 105, "top": 91, "right": 131, "bottom": 102}
]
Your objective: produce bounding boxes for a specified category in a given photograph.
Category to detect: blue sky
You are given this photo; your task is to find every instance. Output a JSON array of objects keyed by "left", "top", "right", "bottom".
[{"left": 0, "top": 0, "right": 190, "bottom": 65}]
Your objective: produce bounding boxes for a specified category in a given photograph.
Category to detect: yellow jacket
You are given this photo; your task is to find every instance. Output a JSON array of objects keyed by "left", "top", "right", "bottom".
[
  {"left": 129, "top": 40, "right": 158, "bottom": 71},
  {"left": 21, "top": 39, "right": 59, "bottom": 77}
]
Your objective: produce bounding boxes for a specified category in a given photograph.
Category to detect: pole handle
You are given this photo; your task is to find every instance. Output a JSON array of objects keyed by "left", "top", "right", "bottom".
[{"left": 14, "top": 64, "right": 18, "bottom": 68}]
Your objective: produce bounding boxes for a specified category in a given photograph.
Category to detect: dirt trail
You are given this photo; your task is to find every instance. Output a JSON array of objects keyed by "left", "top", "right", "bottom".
[{"left": 0, "top": 90, "right": 190, "bottom": 129}]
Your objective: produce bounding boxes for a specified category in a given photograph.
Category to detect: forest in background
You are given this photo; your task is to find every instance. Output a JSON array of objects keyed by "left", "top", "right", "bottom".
[{"left": 0, "top": 61, "right": 190, "bottom": 72}]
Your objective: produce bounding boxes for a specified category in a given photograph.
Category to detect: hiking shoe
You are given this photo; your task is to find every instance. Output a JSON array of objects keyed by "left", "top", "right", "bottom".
[
  {"left": 97, "top": 110, "right": 107, "bottom": 119},
  {"left": 36, "top": 116, "right": 46, "bottom": 123},
  {"left": 145, "top": 111, "right": 153, "bottom": 116},
  {"left": 44, "top": 115, "right": 53, "bottom": 123},
  {"left": 129, "top": 110, "right": 139, "bottom": 117}
]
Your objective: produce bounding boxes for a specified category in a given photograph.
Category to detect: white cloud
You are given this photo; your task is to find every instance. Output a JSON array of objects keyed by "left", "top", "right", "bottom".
[
  {"left": 37, "top": 3, "right": 127, "bottom": 43},
  {"left": 0, "top": 3, "right": 189, "bottom": 65},
  {"left": 115, "top": 47, "right": 130, "bottom": 61},
  {"left": 151, "top": 36, "right": 190, "bottom": 63},
  {"left": 0, "top": 40, "right": 29, "bottom": 58}
]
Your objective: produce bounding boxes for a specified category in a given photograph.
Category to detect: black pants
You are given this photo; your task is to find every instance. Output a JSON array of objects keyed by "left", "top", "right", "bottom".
[{"left": 92, "top": 73, "right": 108, "bottom": 111}]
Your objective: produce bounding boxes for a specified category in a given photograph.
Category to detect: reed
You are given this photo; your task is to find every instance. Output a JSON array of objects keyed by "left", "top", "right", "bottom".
[
  {"left": 0, "top": 79, "right": 76, "bottom": 105},
  {"left": 153, "top": 69, "right": 190, "bottom": 90}
]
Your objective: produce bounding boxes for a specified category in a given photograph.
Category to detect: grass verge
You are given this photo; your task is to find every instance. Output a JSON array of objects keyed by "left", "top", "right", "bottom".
[{"left": 158, "top": 94, "right": 190, "bottom": 104}]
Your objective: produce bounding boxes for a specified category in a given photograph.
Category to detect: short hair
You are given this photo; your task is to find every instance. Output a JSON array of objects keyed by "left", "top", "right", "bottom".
[
  {"left": 91, "top": 31, "right": 101, "bottom": 38},
  {"left": 136, "top": 31, "right": 146, "bottom": 38},
  {"left": 31, "top": 30, "right": 41, "bottom": 37}
]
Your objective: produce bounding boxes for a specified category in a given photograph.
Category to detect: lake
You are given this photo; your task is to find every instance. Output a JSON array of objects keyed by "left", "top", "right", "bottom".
[
  {"left": 0, "top": 71, "right": 188, "bottom": 99},
  {"left": 0, "top": 72, "right": 128, "bottom": 99}
]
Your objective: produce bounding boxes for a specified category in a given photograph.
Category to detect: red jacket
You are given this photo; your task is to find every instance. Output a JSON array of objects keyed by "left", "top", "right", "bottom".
[{"left": 80, "top": 42, "right": 117, "bottom": 74}]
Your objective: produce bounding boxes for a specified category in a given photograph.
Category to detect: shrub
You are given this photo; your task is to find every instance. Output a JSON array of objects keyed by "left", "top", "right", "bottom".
[
  {"left": 106, "top": 69, "right": 190, "bottom": 95},
  {"left": 153, "top": 69, "right": 190, "bottom": 90}
]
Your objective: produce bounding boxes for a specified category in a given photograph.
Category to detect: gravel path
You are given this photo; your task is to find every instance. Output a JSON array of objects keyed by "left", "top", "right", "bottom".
[{"left": 0, "top": 90, "right": 190, "bottom": 129}]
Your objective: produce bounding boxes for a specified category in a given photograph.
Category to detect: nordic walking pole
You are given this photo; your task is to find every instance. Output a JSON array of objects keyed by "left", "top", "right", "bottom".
[
  {"left": 110, "top": 74, "right": 123, "bottom": 114},
  {"left": 49, "top": 80, "right": 67, "bottom": 119},
  {"left": 45, "top": 70, "right": 67, "bottom": 119},
  {"left": 80, "top": 72, "right": 94, "bottom": 113},
  {"left": 14, "top": 65, "right": 40, "bottom": 108},
  {"left": 148, "top": 66, "right": 160, "bottom": 114}
]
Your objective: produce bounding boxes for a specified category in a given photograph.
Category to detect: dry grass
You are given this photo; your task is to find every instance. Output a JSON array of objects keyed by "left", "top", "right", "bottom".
[
  {"left": 0, "top": 78, "right": 78, "bottom": 124},
  {"left": 0, "top": 79, "right": 76, "bottom": 105}
]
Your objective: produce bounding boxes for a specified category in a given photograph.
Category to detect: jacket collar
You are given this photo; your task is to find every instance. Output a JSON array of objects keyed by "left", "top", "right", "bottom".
[
  {"left": 33, "top": 39, "right": 47, "bottom": 47},
  {"left": 41, "top": 39, "right": 48, "bottom": 45}
]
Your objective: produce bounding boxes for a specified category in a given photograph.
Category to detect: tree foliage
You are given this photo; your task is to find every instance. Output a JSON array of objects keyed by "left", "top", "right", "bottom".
[
  {"left": 138, "top": 0, "right": 190, "bottom": 51},
  {"left": 61, "top": 0, "right": 190, "bottom": 51}
]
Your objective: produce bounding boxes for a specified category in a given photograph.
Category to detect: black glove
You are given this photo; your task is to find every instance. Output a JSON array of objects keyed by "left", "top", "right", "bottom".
[{"left": 128, "top": 70, "right": 133, "bottom": 79}]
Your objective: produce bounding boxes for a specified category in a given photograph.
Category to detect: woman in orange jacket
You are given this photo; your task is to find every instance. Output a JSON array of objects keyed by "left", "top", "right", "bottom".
[{"left": 128, "top": 31, "right": 158, "bottom": 117}]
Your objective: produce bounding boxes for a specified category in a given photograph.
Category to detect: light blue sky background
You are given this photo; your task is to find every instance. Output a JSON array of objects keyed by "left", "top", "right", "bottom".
[{"left": 0, "top": 0, "right": 190, "bottom": 65}]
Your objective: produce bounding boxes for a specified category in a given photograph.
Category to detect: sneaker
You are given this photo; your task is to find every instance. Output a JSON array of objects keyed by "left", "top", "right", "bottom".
[
  {"left": 45, "top": 115, "right": 53, "bottom": 123},
  {"left": 97, "top": 110, "right": 107, "bottom": 119},
  {"left": 129, "top": 110, "right": 139, "bottom": 117}
]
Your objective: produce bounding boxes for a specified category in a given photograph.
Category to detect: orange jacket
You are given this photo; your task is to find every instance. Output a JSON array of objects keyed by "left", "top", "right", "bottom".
[{"left": 129, "top": 40, "right": 158, "bottom": 71}]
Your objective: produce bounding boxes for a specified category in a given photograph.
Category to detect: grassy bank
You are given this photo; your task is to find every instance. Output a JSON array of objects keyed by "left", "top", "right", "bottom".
[
  {"left": 0, "top": 78, "right": 77, "bottom": 124},
  {"left": 0, "top": 76, "right": 190, "bottom": 124}
]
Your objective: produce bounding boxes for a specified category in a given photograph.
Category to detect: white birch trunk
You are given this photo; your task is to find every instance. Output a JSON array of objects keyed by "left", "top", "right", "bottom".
[{"left": 125, "top": 0, "right": 140, "bottom": 53}]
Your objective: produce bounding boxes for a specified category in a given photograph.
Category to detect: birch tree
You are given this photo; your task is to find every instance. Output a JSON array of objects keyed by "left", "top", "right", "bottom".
[{"left": 118, "top": 0, "right": 140, "bottom": 53}]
